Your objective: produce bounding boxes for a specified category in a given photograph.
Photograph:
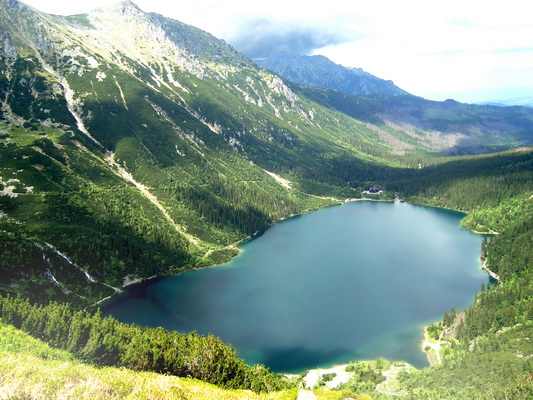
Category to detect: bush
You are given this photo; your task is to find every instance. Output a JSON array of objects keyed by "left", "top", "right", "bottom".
[{"left": 322, "top": 373, "right": 337, "bottom": 382}]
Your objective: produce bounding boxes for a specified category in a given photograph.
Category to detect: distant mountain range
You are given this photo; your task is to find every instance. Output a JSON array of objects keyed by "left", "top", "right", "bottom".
[
  {"left": 479, "top": 96, "right": 533, "bottom": 108},
  {"left": 294, "top": 88, "right": 533, "bottom": 155},
  {"left": 255, "top": 52, "right": 410, "bottom": 97},
  {"left": 255, "top": 52, "right": 533, "bottom": 154}
]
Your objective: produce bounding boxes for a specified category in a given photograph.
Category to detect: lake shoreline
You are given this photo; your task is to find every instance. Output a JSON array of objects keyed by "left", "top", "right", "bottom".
[
  {"left": 421, "top": 325, "right": 438, "bottom": 367},
  {"left": 97, "top": 195, "right": 494, "bottom": 376},
  {"left": 285, "top": 359, "right": 414, "bottom": 396},
  {"left": 101, "top": 199, "right": 487, "bottom": 373},
  {"left": 95, "top": 196, "right": 403, "bottom": 306},
  {"left": 193, "top": 197, "right": 401, "bottom": 273}
]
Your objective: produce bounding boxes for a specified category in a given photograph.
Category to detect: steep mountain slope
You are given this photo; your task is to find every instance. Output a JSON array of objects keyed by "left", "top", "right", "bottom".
[
  {"left": 0, "top": 0, "right": 418, "bottom": 304},
  {"left": 256, "top": 52, "right": 410, "bottom": 97}
]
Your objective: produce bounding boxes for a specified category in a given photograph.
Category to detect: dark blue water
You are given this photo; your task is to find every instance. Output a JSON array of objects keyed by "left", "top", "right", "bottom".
[{"left": 102, "top": 201, "right": 487, "bottom": 372}]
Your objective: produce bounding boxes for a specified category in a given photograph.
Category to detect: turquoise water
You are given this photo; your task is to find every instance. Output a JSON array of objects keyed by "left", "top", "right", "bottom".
[{"left": 102, "top": 201, "right": 488, "bottom": 372}]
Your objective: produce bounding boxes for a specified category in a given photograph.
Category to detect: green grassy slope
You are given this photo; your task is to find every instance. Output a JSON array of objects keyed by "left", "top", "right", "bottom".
[{"left": 0, "top": 319, "right": 369, "bottom": 399}]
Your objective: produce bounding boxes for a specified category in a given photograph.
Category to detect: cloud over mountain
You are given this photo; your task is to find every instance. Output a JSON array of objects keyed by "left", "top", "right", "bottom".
[{"left": 226, "top": 17, "right": 355, "bottom": 59}]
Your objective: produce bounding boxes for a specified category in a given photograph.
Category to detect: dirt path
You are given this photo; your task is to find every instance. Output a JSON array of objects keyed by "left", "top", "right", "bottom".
[
  {"left": 422, "top": 328, "right": 450, "bottom": 366},
  {"left": 375, "top": 363, "right": 410, "bottom": 397}
]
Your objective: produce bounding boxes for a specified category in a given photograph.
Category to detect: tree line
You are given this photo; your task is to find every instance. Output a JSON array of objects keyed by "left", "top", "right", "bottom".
[{"left": 0, "top": 295, "right": 289, "bottom": 393}]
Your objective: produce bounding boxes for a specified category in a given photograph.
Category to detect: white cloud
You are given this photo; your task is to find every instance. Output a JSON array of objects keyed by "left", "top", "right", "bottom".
[{"left": 19, "top": 0, "right": 533, "bottom": 103}]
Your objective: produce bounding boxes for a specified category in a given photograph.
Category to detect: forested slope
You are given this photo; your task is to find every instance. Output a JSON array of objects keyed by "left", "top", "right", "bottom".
[
  {"left": 0, "top": 318, "right": 369, "bottom": 399},
  {"left": 0, "top": 296, "right": 289, "bottom": 392},
  {"left": 389, "top": 149, "right": 533, "bottom": 399},
  {"left": 0, "top": 0, "right": 393, "bottom": 304}
]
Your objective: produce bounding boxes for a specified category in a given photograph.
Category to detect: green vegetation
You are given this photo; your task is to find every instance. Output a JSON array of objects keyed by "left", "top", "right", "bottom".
[
  {"left": 0, "top": 318, "right": 341, "bottom": 400},
  {"left": 0, "top": 1, "right": 532, "bottom": 398},
  {"left": 339, "top": 362, "right": 386, "bottom": 393},
  {"left": 0, "top": 296, "right": 289, "bottom": 392},
  {"left": 387, "top": 149, "right": 533, "bottom": 399},
  {"left": 0, "top": 319, "right": 372, "bottom": 399},
  {"left": 426, "top": 322, "right": 443, "bottom": 341},
  {"left": 399, "top": 323, "right": 533, "bottom": 399}
]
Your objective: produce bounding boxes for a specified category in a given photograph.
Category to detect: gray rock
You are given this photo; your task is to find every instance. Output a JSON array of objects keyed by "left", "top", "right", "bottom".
[{"left": 297, "top": 389, "right": 317, "bottom": 400}]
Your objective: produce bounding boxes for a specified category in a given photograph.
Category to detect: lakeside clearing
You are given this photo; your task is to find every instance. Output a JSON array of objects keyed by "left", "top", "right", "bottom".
[{"left": 286, "top": 359, "right": 414, "bottom": 397}]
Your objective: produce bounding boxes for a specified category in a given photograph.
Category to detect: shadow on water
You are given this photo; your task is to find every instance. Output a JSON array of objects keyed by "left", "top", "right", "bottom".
[
  {"left": 100, "top": 277, "right": 162, "bottom": 313},
  {"left": 259, "top": 347, "right": 355, "bottom": 373}
]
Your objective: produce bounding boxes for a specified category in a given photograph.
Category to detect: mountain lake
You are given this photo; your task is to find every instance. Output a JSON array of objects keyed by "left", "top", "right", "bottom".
[{"left": 101, "top": 200, "right": 489, "bottom": 373}]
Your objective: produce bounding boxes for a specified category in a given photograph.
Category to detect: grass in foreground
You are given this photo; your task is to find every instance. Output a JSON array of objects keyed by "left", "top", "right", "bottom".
[{"left": 0, "top": 320, "right": 366, "bottom": 400}]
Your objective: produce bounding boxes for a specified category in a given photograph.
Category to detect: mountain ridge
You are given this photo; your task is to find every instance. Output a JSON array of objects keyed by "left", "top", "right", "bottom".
[
  {"left": 256, "top": 52, "right": 533, "bottom": 155},
  {"left": 256, "top": 51, "right": 411, "bottom": 97}
]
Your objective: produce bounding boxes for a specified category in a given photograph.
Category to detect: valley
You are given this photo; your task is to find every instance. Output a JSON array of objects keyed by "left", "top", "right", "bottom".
[{"left": 0, "top": 0, "right": 531, "bottom": 398}]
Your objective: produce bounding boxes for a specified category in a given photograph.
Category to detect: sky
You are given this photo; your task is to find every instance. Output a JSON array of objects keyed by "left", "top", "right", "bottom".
[{"left": 20, "top": 0, "right": 533, "bottom": 104}]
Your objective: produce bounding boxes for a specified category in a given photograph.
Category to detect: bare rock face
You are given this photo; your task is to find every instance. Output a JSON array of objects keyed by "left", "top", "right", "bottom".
[
  {"left": 0, "top": 31, "right": 17, "bottom": 60},
  {"left": 443, "top": 311, "right": 466, "bottom": 339}
]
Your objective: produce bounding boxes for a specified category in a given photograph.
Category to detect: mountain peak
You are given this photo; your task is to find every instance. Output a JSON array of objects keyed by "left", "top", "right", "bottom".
[
  {"left": 256, "top": 52, "right": 410, "bottom": 97},
  {"left": 89, "top": 0, "right": 143, "bottom": 17}
]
